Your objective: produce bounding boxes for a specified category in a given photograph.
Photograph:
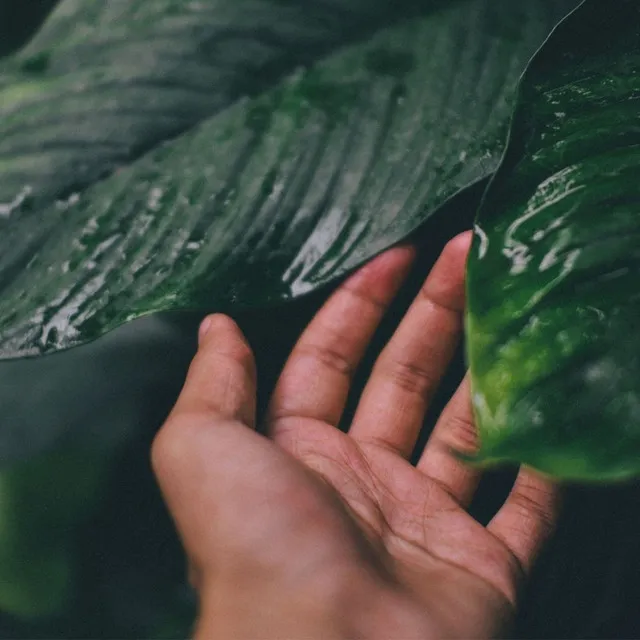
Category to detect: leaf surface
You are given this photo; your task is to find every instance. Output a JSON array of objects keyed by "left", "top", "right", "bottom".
[
  {"left": 467, "top": 0, "right": 640, "bottom": 480},
  {"left": 0, "top": 0, "right": 576, "bottom": 358}
]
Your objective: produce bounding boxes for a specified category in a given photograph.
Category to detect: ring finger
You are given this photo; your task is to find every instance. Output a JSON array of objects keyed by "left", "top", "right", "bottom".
[{"left": 417, "top": 375, "right": 482, "bottom": 507}]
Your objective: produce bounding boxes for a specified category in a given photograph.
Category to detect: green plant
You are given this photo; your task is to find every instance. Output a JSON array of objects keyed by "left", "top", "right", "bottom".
[
  {"left": 0, "top": 0, "right": 638, "bottom": 632},
  {"left": 0, "top": 0, "right": 575, "bottom": 360},
  {"left": 467, "top": 0, "right": 640, "bottom": 480}
]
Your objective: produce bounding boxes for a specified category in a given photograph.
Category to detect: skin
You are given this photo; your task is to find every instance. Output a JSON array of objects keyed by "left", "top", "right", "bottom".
[{"left": 152, "top": 231, "right": 560, "bottom": 639}]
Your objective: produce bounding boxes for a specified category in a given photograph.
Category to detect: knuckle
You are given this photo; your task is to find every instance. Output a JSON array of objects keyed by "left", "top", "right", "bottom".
[
  {"left": 444, "top": 413, "right": 478, "bottom": 453},
  {"left": 297, "top": 341, "right": 354, "bottom": 377},
  {"left": 193, "top": 335, "right": 256, "bottom": 383},
  {"left": 510, "top": 488, "right": 557, "bottom": 536},
  {"left": 343, "top": 282, "right": 387, "bottom": 313},
  {"left": 269, "top": 415, "right": 303, "bottom": 454},
  {"left": 419, "top": 278, "right": 463, "bottom": 314},
  {"left": 382, "top": 358, "right": 437, "bottom": 398}
]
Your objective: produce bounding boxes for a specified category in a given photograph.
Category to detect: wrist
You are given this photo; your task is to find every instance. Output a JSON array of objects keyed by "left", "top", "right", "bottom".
[
  {"left": 195, "top": 565, "right": 362, "bottom": 639},
  {"left": 195, "top": 567, "right": 435, "bottom": 640}
]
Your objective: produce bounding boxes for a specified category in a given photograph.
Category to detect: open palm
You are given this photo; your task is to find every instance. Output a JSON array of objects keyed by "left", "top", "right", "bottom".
[{"left": 153, "top": 232, "right": 559, "bottom": 639}]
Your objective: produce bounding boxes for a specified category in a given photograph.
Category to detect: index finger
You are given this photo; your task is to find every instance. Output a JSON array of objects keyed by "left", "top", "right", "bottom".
[{"left": 267, "top": 245, "right": 415, "bottom": 434}]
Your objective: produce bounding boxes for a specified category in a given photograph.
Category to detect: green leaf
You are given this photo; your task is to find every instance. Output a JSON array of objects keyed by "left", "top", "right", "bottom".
[
  {"left": 466, "top": 0, "right": 640, "bottom": 480},
  {"left": 0, "top": 0, "right": 576, "bottom": 359},
  {"left": 0, "top": 0, "right": 409, "bottom": 209}
]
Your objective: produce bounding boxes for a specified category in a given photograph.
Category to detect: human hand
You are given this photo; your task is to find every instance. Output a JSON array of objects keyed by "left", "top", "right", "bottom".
[{"left": 152, "top": 232, "right": 560, "bottom": 639}]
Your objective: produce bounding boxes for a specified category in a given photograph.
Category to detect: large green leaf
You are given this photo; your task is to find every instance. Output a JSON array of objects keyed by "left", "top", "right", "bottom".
[
  {"left": 0, "top": 0, "right": 424, "bottom": 209},
  {"left": 0, "top": 0, "right": 576, "bottom": 359},
  {"left": 466, "top": 0, "right": 640, "bottom": 480}
]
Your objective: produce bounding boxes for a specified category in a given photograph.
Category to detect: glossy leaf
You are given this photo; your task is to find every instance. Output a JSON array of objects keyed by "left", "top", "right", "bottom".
[
  {"left": 0, "top": 0, "right": 423, "bottom": 210},
  {"left": 0, "top": 0, "right": 576, "bottom": 359},
  {"left": 467, "top": 0, "right": 640, "bottom": 480}
]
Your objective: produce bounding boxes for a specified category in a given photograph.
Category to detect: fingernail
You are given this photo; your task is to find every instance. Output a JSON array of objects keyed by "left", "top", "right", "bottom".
[{"left": 198, "top": 316, "right": 212, "bottom": 344}]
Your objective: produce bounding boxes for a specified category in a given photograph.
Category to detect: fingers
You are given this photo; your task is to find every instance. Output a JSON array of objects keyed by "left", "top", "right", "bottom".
[
  {"left": 348, "top": 232, "right": 472, "bottom": 457},
  {"left": 488, "top": 468, "right": 560, "bottom": 576},
  {"left": 172, "top": 314, "right": 257, "bottom": 428},
  {"left": 417, "top": 375, "right": 481, "bottom": 507},
  {"left": 268, "top": 245, "right": 415, "bottom": 435}
]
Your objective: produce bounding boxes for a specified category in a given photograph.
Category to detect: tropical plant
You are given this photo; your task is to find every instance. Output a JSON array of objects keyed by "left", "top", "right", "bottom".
[{"left": 0, "top": 0, "right": 637, "bottom": 635}]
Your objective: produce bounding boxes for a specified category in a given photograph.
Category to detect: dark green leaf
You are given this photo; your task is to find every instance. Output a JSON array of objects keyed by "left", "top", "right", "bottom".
[
  {"left": 0, "top": 0, "right": 414, "bottom": 210},
  {"left": 467, "top": 0, "right": 640, "bottom": 480},
  {"left": 0, "top": 0, "right": 58, "bottom": 58},
  {"left": 0, "top": 0, "right": 575, "bottom": 359}
]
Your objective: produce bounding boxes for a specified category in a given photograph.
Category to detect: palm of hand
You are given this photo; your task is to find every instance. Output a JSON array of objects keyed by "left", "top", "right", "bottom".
[
  {"left": 261, "top": 234, "right": 557, "bottom": 637},
  {"left": 154, "top": 233, "right": 558, "bottom": 640},
  {"left": 276, "top": 420, "right": 518, "bottom": 638}
]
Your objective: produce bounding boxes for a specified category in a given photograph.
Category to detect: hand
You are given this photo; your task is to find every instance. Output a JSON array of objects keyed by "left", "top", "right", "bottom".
[{"left": 152, "top": 232, "right": 560, "bottom": 639}]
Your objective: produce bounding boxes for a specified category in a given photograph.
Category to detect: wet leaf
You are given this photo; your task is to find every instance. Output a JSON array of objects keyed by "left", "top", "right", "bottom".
[
  {"left": 0, "top": 0, "right": 575, "bottom": 359},
  {"left": 467, "top": 0, "right": 640, "bottom": 480}
]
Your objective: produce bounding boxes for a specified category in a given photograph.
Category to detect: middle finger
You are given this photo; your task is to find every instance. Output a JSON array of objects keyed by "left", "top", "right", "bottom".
[{"left": 349, "top": 232, "right": 471, "bottom": 458}]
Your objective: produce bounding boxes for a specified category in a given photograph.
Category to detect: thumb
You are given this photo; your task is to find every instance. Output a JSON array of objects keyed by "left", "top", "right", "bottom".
[{"left": 151, "top": 314, "right": 259, "bottom": 566}]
